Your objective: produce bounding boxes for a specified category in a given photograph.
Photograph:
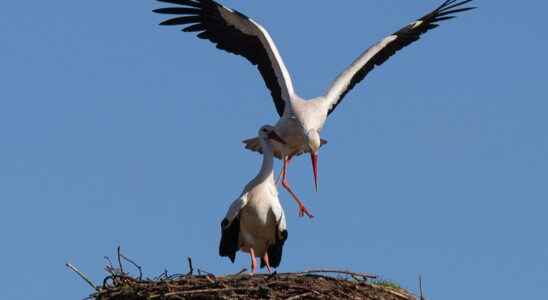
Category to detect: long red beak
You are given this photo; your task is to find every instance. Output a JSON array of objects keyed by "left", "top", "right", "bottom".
[{"left": 311, "top": 153, "right": 318, "bottom": 192}]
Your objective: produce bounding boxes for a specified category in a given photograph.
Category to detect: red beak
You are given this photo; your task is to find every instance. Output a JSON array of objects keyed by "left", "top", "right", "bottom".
[{"left": 311, "top": 152, "right": 318, "bottom": 192}]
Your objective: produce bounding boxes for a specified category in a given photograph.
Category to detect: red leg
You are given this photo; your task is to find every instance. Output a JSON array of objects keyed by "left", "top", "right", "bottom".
[
  {"left": 280, "top": 157, "right": 314, "bottom": 218},
  {"left": 249, "top": 248, "right": 257, "bottom": 275},
  {"left": 276, "top": 155, "right": 292, "bottom": 185},
  {"left": 262, "top": 253, "right": 272, "bottom": 273}
]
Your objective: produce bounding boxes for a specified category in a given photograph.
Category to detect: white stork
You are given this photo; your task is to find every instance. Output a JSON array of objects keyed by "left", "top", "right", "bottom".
[
  {"left": 219, "top": 125, "right": 288, "bottom": 274},
  {"left": 154, "top": 0, "right": 476, "bottom": 218}
]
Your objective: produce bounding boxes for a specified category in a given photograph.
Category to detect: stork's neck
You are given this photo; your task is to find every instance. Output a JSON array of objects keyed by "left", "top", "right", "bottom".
[{"left": 255, "top": 138, "right": 275, "bottom": 182}]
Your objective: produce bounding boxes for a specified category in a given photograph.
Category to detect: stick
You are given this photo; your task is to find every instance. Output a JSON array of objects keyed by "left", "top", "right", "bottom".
[
  {"left": 204, "top": 275, "right": 215, "bottom": 284},
  {"left": 119, "top": 252, "right": 143, "bottom": 280},
  {"left": 187, "top": 257, "right": 194, "bottom": 275},
  {"left": 155, "top": 287, "right": 259, "bottom": 298},
  {"left": 65, "top": 262, "right": 99, "bottom": 291},
  {"left": 303, "top": 269, "right": 377, "bottom": 279},
  {"left": 286, "top": 292, "right": 314, "bottom": 300},
  {"left": 385, "top": 289, "right": 411, "bottom": 299},
  {"left": 198, "top": 268, "right": 215, "bottom": 277},
  {"left": 234, "top": 268, "right": 248, "bottom": 276},
  {"left": 371, "top": 284, "right": 410, "bottom": 300},
  {"left": 104, "top": 256, "right": 114, "bottom": 270},
  {"left": 117, "top": 246, "right": 124, "bottom": 275}
]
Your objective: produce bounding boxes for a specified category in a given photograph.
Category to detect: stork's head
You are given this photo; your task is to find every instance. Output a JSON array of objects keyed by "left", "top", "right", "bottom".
[
  {"left": 305, "top": 129, "right": 321, "bottom": 154},
  {"left": 258, "top": 125, "right": 286, "bottom": 145},
  {"left": 305, "top": 129, "right": 321, "bottom": 192}
]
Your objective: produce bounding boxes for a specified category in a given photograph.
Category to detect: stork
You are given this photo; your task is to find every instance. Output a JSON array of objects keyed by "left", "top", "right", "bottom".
[
  {"left": 154, "top": 0, "right": 476, "bottom": 218},
  {"left": 219, "top": 125, "right": 288, "bottom": 274}
]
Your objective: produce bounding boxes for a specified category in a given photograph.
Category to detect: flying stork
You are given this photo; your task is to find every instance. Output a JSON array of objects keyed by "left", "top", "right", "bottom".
[
  {"left": 154, "top": 0, "right": 476, "bottom": 218},
  {"left": 219, "top": 125, "right": 288, "bottom": 274}
]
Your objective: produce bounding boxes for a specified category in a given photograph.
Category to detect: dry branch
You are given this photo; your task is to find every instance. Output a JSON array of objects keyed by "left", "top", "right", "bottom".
[{"left": 66, "top": 262, "right": 99, "bottom": 291}]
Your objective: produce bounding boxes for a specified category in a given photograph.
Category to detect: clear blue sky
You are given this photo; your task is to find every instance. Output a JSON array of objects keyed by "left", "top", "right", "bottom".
[{"left": 1, "top": 1, "right": 546, "bottom": 299}]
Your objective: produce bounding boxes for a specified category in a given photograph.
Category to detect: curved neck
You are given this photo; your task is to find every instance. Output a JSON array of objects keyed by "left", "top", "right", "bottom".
[{"left": 255, "top": 138, "right": 275, "bottom": 182}]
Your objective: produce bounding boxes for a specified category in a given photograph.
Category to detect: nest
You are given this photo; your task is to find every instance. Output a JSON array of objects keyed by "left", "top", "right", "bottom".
[
  {"left": 68, "top": 249, "right": 416, "bottom": 300},
  {"left": 92, "top": 270, "right": 415, "bottom": 300}
]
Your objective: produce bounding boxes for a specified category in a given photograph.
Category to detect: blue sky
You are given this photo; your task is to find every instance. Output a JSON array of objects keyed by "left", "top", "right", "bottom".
[{"left": 1, "top": 1, "right": 546, "bottom": 299}]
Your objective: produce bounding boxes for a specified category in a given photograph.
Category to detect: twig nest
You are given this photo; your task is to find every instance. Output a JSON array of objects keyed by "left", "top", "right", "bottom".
[{"left": 92, "top": 271, "right": 416, "bottom": 300}]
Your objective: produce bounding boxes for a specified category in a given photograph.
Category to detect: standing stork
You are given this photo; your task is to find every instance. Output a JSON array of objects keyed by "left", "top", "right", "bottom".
[
  {"left": 219, "top": 125, "right": 288, "bottom": 274},
  {"left": 154, "top": 0, "right": 476, "bottom": 218}
]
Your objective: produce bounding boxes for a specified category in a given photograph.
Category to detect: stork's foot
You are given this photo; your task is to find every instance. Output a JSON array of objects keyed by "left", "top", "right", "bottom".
[
  {"left": 262, "top": 253, "right": 272, "bottom": 273},
  {"left": 298, "top": 204, "right": 314, "bottom": 219},
  {"left": 282, "top": 179, "right": 314, "bottom": 219},
  {"left": 250, "top": 248, "right": 257, "bottom": 275}
]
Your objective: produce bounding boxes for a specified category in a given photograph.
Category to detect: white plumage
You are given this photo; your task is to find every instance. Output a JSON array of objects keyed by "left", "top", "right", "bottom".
[{"left": 218, "top": 125, "right": 288, "bottom": 273}]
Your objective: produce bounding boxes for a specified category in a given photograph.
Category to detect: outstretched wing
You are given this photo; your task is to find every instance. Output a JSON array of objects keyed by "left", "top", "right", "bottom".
[
  {"left": 154, "top": 0, "right": 295, "bottom": 116},
  {"left": 323, "top": 0, "right": 476, "bottom": 116}
]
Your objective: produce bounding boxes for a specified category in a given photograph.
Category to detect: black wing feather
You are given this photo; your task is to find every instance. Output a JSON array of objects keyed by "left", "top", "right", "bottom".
[
  {"left": 443, "top": 0, "right": 474, "bottom": 11},
  {"left": 183, "top": 23, "right": 206, "bottom": 32},
  {"left": 157, "top": 0, "right": 201, "bottom": 8},
  {"left": 265, "top": 230, "right": 288, "bottom": 268},
  {"left": 327, "top": 0, "right": 476, "bottom": 115},
  {"left": 219, "top": 217, "right": 240, "bottom": 263},
  {"left": 159, "top": 16, "right": 201, "bottom": 26},
  {"left": 155, "top": 0, "right": 286, "bottom": 116},
  {"left": 154, "top": 7, "right": 201, "bottom": 15}
]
